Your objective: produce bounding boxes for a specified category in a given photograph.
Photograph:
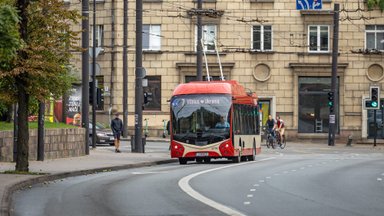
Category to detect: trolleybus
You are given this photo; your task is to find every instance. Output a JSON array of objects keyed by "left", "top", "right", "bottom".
[{"left": 170, "top": 80, "right": 261, "bottom": 164}]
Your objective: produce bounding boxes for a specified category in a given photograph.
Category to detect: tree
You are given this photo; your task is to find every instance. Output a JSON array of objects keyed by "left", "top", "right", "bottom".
[
  {"left": 0, "top": 1, "right": 20, "bottom": 122},
  {"left": 0, "top": 0, "right": 80, "bottom": 171},
  {"left": 367, "top": 0, "right": 384, "bottom": 11}
]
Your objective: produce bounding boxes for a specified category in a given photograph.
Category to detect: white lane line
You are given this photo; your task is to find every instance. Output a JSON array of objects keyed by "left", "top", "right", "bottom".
[
  {"left": 178, "top": 157, "right": 275, "bottom": 216},
  {"left": 291, "top": 170, "right": 297, "bottom": 172},
  {"left": 131, "top": 171, "right": 167, "bottom": 175},
  {"left": 381, "top": 173, "right": 384, "bottom": 176},
  {"left": 244, "top": 202, "right": 251, "bottom": 205},
  {"left": 253, "top": 184, "right": 260, "bottom": 187},
  {"left": 300, "top": 167, "right": 305, "bottom": 170},
  {"left": 250, "top": 189, "right": 256, "bottom": 192},
  {"left": 377, "top": 178, "right": 383, "bottom": 182},
  {"left": 247, "top": 194, "right": 254, "bottom": 198},
  {"left": 266, "top": 176, "right": 271, "bottom": 179},
  {"left": 259, "top": 180, "right": 265, "bottom": 183},
  {"left": 274, "top": 173, "right": 280, "bottom": 176}
]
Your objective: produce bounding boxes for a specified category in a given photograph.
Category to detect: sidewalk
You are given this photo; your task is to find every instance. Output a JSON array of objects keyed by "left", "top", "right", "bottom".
[{"left": 0, "top": 140, "right": 173, "bottom": 216}]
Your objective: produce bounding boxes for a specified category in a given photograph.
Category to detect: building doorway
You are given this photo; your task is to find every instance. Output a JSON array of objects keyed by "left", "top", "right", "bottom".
[{"left": 259, "top": 100, "right": 271, "bottom": 126}]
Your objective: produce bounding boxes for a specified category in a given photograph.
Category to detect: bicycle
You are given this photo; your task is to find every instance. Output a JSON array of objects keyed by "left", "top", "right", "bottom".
[
  {"left": 275, "top": 129, "right": 286, "bottom": 149},
  {"left": 265, "top": 128, "right": 276, "bottom": 149}
]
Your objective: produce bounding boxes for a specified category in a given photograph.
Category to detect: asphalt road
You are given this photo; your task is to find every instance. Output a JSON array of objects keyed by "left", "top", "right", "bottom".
[{"left": 12, "top": 144, "right": 384, "bottom": 216}]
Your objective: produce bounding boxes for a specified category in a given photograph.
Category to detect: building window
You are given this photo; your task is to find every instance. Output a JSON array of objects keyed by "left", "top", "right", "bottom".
[
  {"left": 366, "top": 25, "right": 384, "bottom": 51},
  {"left": 252, "top": 25, "right": 272, "bottom": 51},
  {"left": 308, "top": 25, "right": 329, "bottom": 52},
  {"left": 91, "top": 25, "right": 104, "bottom": 47},
  {"left": 196, "top": 25, "right": 217, "bottom": 51},
  {"left": 298, "top": 77, "right": 339, "bottom": 134},
  {"left": 143, "top": 25, "right": 161, "bottom": 50},
  {"left": 143, "top": 76, "right": 161, "bottom": 111}
]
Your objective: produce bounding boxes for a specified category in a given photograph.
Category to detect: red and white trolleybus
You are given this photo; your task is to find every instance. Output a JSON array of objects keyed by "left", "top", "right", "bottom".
[{"left": 170, "top": 80, "right": 261, "bottom": 164}]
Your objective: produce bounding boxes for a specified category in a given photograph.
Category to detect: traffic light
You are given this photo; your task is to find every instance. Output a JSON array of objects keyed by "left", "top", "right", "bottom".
[
  {"left": 328, "top": 91, "right": 334, "bottom": 112},
  {"left": 89, "top": 81, "right": 102, "bottom": 106},
  {"left": 370, "top": 86, "right": 380, "bottom": 109},
  {"left": 143, "top": 92, "right": 149, "bottom": 104}
]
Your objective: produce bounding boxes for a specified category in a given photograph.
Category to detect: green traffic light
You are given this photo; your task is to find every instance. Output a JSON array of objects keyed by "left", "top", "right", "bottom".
[
  {"left": 328, "top": 101, "right": 333, "bottom": 107},
  {"left": 372, "top": 101, "right": 378, "bottom": 107}
]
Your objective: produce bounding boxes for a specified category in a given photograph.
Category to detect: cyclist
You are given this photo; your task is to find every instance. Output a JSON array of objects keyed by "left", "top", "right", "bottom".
[
  {"left": 265, "top": 115, "right": 276, "bottom": 138},
  {"left": 275, "top": 115, "right": 285, "bottom": 144}
]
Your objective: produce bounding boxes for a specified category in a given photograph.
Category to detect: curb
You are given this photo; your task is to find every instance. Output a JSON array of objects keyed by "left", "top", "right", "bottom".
[{"left": 0, "top": 159, "right": 177, "bottom": 216}]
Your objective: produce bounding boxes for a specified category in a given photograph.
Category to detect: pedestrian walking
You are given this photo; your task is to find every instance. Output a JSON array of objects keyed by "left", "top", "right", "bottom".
[{"left": 111, "top": 113, "right": 123, "bottom": 153}]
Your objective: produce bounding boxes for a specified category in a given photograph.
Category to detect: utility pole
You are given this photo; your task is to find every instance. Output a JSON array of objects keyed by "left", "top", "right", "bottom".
[
  {"left": 13, "top": 104, "right": 18, "bottom": 162},
  {"left": 196, "top": 0, "right": 203, "bottom": 81},
  {"left": 328, "top": 3, "right": 339, "bottom": 146},
  {"left": 91, "top": 0, "right": 97, "bottom": 149},
  {"left": 37, "top": 102, "right": 45, "bottom": 161},
  {"left": 135, "top": 0, "right": 144, "bottom": 153},
  {"left": 81, "top": 0, "right": 90, "bottom": 154},
  {"left": 123, "top": 0, "right": 128, "bottom": 138}
]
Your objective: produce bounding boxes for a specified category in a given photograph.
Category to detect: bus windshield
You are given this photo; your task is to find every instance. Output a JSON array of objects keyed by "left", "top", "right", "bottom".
[{"left": 171, "top": 94, "right": 231, "bottom": 145}]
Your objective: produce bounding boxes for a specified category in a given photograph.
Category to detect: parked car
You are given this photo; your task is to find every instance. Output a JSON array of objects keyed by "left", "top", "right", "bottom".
[{"left": 89, "top": 122, "right": 115, "bottom": 145}]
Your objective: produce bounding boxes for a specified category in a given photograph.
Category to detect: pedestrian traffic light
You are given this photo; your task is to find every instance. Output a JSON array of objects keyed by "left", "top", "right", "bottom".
[
  {"left": 370, "top": 86, "right": 380, "bottom": 109},
  {"left": 328, "top": 92, "right": 334, "bottom": 112},
  {"left": 327, "top": 92, "right": 334, "bottom": 107}
]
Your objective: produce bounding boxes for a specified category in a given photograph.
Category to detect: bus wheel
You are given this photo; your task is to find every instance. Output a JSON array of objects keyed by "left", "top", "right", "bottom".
[
  {"left": 232, "top": 154, "right": 241, "bottom": 163},
  {"left": 179, "top": 158, "right": 187, "bottom": 165},
  {"left": 203, "top": 158, "right": 211, "bottom": 163},
  {"left": 196, "top": 158, "right": 203, "bottom": 163}
]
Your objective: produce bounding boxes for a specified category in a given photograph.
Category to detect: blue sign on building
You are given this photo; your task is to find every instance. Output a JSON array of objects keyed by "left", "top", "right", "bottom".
[{"left": 296, "top": 0, "right": 322, "bottom": 10}]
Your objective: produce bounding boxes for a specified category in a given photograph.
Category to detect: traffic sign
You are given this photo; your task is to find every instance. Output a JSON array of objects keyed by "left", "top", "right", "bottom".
[{"left": 296, "top": 0, "right": 322, "bottom": 10}]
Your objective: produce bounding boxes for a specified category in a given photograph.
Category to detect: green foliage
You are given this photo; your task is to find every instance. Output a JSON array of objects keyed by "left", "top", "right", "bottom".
[
  {"left": 0, "top": 121, "right": 77, "bottom": 131},
  {"left": 0, "top": 2, "right": 21, "bottom": 70},
  {"left": 0, "top": 0, "right": 81, "bottom": 104},
  {"left": 367, "top": 0, "right": 384, "bottom": 11}
]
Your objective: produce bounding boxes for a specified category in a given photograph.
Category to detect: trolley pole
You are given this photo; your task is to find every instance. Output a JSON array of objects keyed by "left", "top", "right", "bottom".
[
  {"left": 81, "top": 0, "right": 90, "bottom": 154},
  {"left": 328, "top": 3, "right": 339, "bottom": 146},
  {"left": 196, "top": 0, "right": 203, "bottom": 81},
  {"left": 135, "top": 0, "right": 144, "bottom": 153}
]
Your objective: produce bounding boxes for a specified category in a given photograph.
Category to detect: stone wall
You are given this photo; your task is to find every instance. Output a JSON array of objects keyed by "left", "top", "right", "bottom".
[{"left": 0, "top": 128, "right": 86, "bottom": 162}]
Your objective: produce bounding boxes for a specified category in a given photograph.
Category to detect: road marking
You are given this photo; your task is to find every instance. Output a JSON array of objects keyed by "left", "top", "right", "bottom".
[
  {"left": 259, "top": 180, "right": 265, "bottom": 183},
  {"left": 131, "top": 171, "right": 166, "bottom": 175},
  {"left": 178, "top": 157, "right": 275, "bottom": 216},
  {"left": 243, "top": 202, "right": 251, "bottom": 205},
  {"left": 247, "top": 194, "right": 254, "bottom": 198},
  {"left": 250, "top": 189, "right": 256, "bottom": 192},
  {"left": 283, "top": 171, "right": 289, "bottom": 174},
  {"left": 291, "top": 170, "right": 297, "bottom": 172},
  {"left": 274, "top": 173, "right": 280, "bottom": 176},
  {"left": 378, "top": 178, "right": 383, "bottom": 182},
  {"left": 266, "top": 176, "right": 271, "bottom": 179},
  {"left": 253, "top": 184, "right": 260, "bottom": 187},
  {"left": 381, "top": 173, "right": 384, "bottom": 176},
  {"left": 300, "top": 167, "right": 305, "bottom": 170}
]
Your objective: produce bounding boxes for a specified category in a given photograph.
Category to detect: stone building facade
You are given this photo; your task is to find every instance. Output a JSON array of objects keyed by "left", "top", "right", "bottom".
[{"left": 65, "top": 0, "right": 384, "bottom": 141}]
